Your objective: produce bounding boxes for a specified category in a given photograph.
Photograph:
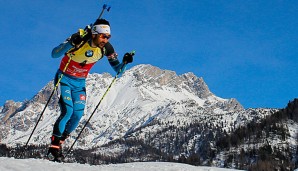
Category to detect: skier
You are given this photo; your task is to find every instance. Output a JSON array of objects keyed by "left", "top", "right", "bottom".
[{"left": 47, "top": 18, "right": 133, "bottom": 161}]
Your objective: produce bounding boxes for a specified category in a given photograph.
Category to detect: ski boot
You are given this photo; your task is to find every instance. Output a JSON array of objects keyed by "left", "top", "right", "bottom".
[
  {"left": 47, "top": 135, "right": 64, "bottom": 162},
  {"left": 60, "top": 133, "right": 70, "bottom": 145}
]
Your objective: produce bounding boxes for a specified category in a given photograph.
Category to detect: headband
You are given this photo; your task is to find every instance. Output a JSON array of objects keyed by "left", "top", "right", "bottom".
[{"left": 92, "top": 24, "right": 111, "bottom": 34}]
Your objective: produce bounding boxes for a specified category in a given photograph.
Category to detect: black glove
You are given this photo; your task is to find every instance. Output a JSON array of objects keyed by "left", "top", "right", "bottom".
[
  {"left": 122, "top": 53, "right": 133, "bottom": 64},
  {"left": 69, "top": 25, "right": 92, "bottom": 46},
  {"left": 69, "top": 32, "right": 83, "bottom": 46}
]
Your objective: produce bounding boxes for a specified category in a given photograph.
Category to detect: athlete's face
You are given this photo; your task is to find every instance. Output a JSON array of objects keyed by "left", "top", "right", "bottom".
[{"left": 92, "top": 33, "right": 111, "bottom": 48}]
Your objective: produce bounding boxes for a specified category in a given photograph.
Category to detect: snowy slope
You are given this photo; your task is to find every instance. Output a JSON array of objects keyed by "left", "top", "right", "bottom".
[{"left": 0, "top": 157, "right": 243, "bottom": 171}]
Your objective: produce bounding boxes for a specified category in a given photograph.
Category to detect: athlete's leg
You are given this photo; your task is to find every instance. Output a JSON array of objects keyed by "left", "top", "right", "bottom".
[
  {"left": 63, "top": 87, "right": 86, "bottom": 135},
  {"left": 52, "top": 83, "right": 74, "bottom": 137}
]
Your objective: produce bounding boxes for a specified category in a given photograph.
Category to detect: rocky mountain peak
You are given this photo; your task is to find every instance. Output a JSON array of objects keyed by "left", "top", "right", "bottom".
[
  {"left": 128, "top": 64, "right": 212, "bottom": 98},
  {"left": 1, "top": 100, "right": 22, "bottom": 122},
  {"left": 1, "top": 64, "right": 247, "bottom": 146}
]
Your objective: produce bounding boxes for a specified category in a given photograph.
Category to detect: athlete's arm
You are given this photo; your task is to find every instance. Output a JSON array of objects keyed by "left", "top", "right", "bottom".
[
  {"left": 51, "top": 41, "right": 73, "bottom": 58},
  {"left": 107, "top": 54, "right": 126, "bottom": 74},
  {"left": 105, "top": 42, "right": 127, "bottom": 74}
]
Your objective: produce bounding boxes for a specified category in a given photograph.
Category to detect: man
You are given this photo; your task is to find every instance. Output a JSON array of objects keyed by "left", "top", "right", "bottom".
[{"left": 48, "top": 18, "right": 133, "bottom": 160}]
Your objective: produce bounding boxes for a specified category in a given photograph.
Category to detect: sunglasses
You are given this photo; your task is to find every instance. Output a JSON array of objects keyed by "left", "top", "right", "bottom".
[{"left": 99, "top": 33, "right": 111, "bottom": 40}]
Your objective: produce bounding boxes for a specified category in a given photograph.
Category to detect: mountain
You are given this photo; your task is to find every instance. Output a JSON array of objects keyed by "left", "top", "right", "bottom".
[
  {"left": 0, "top": 64, "right": 296, "bottom": 170},
  {"left": 0, "top": 64, "right": 245, "bottom": 146}
]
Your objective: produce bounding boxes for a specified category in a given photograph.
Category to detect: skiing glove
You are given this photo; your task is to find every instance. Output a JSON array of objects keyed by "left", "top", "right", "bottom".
[
  {"left": 69, "top": 32, "right": 83, "bottom": 46},
  {"left": 122, "top": 53, "right": 133, "bottom": 64},
  {"left": 69, "top": 25, "right": 92, "bottom": 46}
]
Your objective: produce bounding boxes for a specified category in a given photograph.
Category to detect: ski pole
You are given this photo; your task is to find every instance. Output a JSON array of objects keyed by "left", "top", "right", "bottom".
[
  {"left": 65, "top": 51, "right": 135, "bottom": 155},
  {"left": 24, "top": 4, "right": 111, "bottom": 149},
  {"left": 24, "top": 56, "right": 72, "bottom": 148}
]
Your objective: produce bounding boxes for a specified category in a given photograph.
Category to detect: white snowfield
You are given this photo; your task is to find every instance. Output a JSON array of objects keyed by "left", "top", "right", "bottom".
[{"left": 0, "top": 157, "right": 242, "bottom": 171}]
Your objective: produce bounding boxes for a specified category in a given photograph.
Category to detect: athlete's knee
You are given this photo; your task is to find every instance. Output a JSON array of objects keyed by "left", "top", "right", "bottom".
[
  {"left": 73, "top": 101, "right": 85, "bottom": 116},
  {"left": 58, "top": 97, "right": 74, "bottom": 116}
]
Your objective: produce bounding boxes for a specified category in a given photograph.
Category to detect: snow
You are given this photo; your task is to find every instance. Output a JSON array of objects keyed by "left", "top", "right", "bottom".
[{"left": 0, "top": 157, "right": 242, "bottom": 171}]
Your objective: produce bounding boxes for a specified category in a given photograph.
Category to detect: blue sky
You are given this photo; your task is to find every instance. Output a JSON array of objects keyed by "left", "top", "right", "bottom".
[{"left": 0, "top": 0, "right": 297, "bottom": 109}]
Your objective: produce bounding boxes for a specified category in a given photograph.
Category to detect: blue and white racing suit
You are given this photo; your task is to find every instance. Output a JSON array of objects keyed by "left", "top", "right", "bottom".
[{"left": 51, "top": 40, "right": 125, "bottom": 138}]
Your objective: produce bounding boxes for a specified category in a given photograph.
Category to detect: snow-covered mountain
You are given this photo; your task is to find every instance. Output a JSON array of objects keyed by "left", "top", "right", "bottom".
[
  {"left": 0, "top": 64, "right": 253, "bottom": 146},
  {"left": 2, "top": 64, "right": 294, "bottom": 170}
]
